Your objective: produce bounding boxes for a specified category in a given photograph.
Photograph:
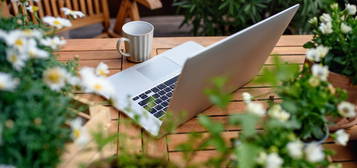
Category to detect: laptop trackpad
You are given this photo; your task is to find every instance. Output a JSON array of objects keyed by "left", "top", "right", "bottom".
[{"left": 136, "top": 57, "right": 180, "bottom": 81}]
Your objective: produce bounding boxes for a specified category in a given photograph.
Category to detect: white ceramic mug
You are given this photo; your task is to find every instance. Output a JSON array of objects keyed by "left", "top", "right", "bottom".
[{"left": 116, "top": 21, "right": 154, "bottom": 63}]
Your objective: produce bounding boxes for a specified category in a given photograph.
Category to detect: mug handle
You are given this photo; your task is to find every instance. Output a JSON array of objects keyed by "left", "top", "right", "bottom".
[{"left": 116, "top": 37, "right": 130, "bottom": 57}]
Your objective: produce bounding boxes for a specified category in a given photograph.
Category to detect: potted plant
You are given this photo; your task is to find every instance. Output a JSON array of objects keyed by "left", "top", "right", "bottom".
[
  {"left": 304, "top": 3, "right": 357, "bottom": 105},
  {"left": 0, "top": 1, "right": 115, "bottom": 167},
  {"left": 254, "top": 57, "right": 355, "bottom": 141}
]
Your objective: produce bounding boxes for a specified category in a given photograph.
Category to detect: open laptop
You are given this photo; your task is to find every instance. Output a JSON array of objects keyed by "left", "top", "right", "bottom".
[{"left": 108, "top": 4, "right": 299, "bottom": 136}]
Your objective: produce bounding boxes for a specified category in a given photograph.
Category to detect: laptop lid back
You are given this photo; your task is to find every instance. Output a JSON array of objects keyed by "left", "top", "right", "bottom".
[{"left": 160, "top": 4, "right": 300, "bottom": 134}]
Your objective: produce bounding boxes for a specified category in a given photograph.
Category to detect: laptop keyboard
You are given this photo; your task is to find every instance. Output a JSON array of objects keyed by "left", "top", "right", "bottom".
[{"left": 132, "top": 75, "right": 179, "bottom": 118}]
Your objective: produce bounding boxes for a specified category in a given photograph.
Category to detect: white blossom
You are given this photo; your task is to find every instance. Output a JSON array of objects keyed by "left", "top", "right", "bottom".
[
  {"left": 312, "top": 64, "right": 329, "bottom": 81},
  {"left": 42, "top": 16, "right": 72, "bottom": 29},
  {"left": 69, "top": 118, "right": 90, "bottom": 147},
  {"left": 265, "top": 153, "right": 283, "bottom": 168},
  {"left": 341, "top": 23, "right": 352, "bottom": 33},
  {"left": 80, "top": 67, "right": 114, "bottom": 98},
  {"left": 40, "top": 36, "right": 66, "bottom": 50},
  {"left": 331, "top": 3, "right": 339, "bottom": 10},
  {"left": 26, "top": 39, "right": 49, "bottom": 59},
  {"left": 305, "top": 143, "right": 325, "bottom": 163},
  {"left": 306, "top": 45, "right": 329, "bottom": 62},
  {"left": 43, "top": 67, "right": 68, "bottom": 91},
  {"left": 319, "top": 22, "right": 333, "bottom": 34},
  {"left": 95, "top": 62, "right": 110, "bottom": 77},
  {"left": 334, "top": 129, "right": 350, "bottom": 146},
  {"left": 320, "top": 13, "right": 332, "bottom": 23},
  {"left": 346, "top": 4, "right": 357, "bottom": 15},
  {"left": 6, "top": 48, "right": 27, "bottom": 71},
  {"left": 286, "top": 140, "right": 304, "bottom": 159},
  {"left": 308, "top": 77, "right": 320, "bottom": 87},
  {"left": 0, "top": 72, "right": 19, "bottom": 91},
  {"left": 61, "top": 8, "right": 85, "bottom": 19},
  {"left": 242, "top": 92, "right": 252, "bottom": 104},
  {"left": 337, "top": 101, "right": 356, "bottom": 118},
  {"left": 246, "top": 102, "right": 266, "bottom": 117},
  {"left": 268, "top": 104, "right": 290, "bottom": 122}
]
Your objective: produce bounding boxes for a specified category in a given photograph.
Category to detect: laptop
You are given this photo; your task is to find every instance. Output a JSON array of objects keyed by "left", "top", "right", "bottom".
[{"left": 108, "top": 4, "right": 299, "bottom": 137}]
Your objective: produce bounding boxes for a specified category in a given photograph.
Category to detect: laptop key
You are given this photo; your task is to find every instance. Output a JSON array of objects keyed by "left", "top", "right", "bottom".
[
  {"left": 151, "top": 87, "right": 159, "bottom": 93},
  {"left": 166, "top": 92, "right": 172, "bottom": 97},
  {"left": 149, "top": 108, "right": 157, "bottom": 114},
  {"left": 154, "top": 111, "right": 165, "bottom": 118},
  {"left": 159, "top": 90, "right": 165, "bottom": 95},
  {"left": 139, "top": 98, "right": 150, "bottom": 106},
  {"left": 145, "top": 90, "right": 151, "bottom": 94},
  {"left": 164, "top": 88, "right": 171, "bottom": 92},
  {"left": 162, "top": 101, "right": 168, "bottom": 107},
  {"left": 152, "top": 94, "right": 159, "bottom": 98},
  {"left": 161, "top": 96, "right": 168, "bottom": 101},
  {"left": 155, "top": 99, "right": 163, "bottom": 104},
  {"left": 139, "top": 94, "right": 148, "bottom": 99},
  {"left": 156, "top": 105, "right": 164, "bottom": 110},
  {"left": 158, "top": 84, "right": 166, "bottom": 90},
  {"left": 132, "top": 96, "right": 139, "bottom": 101}
]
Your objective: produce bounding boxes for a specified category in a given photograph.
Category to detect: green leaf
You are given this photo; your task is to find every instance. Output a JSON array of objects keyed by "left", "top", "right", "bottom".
[{"left": 237, "top": 143, "right": 260, "bottom": 168}]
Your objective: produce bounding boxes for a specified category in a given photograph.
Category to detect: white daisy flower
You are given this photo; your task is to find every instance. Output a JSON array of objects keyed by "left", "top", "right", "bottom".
[
  {"left": 43, "top": 67, "right": 68, "bottom": 91},
  {"left": 246, "top": 102, "right": 266, "bottom": 117},
  {"left": 40, "top": 36, "right": 66, "bottom": 50},
  {"left": 0, "top": 72, "right": 19, "bottom": 91},
  {"left": 26, "top": 5, "right": 39, "bottom": 13},
  {"left": 334, "top": 129, "right": 350, "bottom": 146},
  {"left": 346, "top": 4, "right": 357, "bottom": 15},
  {"left": 242, "top": 92, "right": 252, "bottom": 104},
  {"left": 26, "top": 39, "right": 49, "bottom": 59},
  {"left": 320, "top": 13, "right": 332, "bottom": 23},
  {"left": 42, "top": 16, "right": 72, "bottom": 29},
  {"left": 268, "top": 104, "right": 290, "bottom": 122},
  {"left": 337, "top": 101, "right": 356, "bottom": 118},
  {"left": 80, "top": 67, "right": 114, "bottom": 97},
  {"left": 319, "top": 22, "right": 333, "bottom": 34},
  {"left": 4, "top": 30, "right": 28, "bottom": 51},
  {"left": 306, "top": 45, "right": 329, "bottom": 62},
  {"left": 305, "top": 143, "right": 325, "bottom": 163},
  {"left": 61, "top": 7, "right": 85, "bottom": 19},
  {"left": 95, "top": 62, "right": 110, "bottom": 77},
  {"left": 312, "top": 64, "right": 329, "bottom": 81},
  {"left": 265, "top": 153, "right": 283, "bottom": 168},
  {"left": 286, "top": 140, "right": 304, "bottom": 159},
  {"left": 21, "top": 29, "right": 42, "bottom": 39},
  {"left": 6, "top": 48, "right": 27, "bottom": 71},
  {"left": 69, "top": 118, "right": 90, "bottom": 147},
  {"left": 341, "top": 23, "right": 352, "bottom": 33}
]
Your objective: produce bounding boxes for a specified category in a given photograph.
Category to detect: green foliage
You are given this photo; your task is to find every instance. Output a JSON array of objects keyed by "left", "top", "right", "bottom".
[
  {"left": 304, "top": 3, "right": 357, "bottom": 84},
  {"left": 256, "top": 57, "right": 347, "bottom": 140},
  {"left": 0, "top": 17, "right": 77, "bottom": 167},
  {"left": 174, "top": 0, "right": 334, "bottom": 36}
]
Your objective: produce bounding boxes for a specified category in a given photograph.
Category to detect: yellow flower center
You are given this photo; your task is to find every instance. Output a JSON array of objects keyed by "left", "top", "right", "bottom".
[
  {"left": 0, "top": 82, "right": 5, "bottom": 89},
  {"left": 73, "top": 129, "right": 81, "bottom": 139},
  {"left": 94, "top": 83, "right": 103, "bottom": 91},
  {"left": 98, "top": 70, "right": 107, "bottom": 77},
  {"left": 47, "top": 71, "right": 62, "bottom": 83},
  {"left": 9, "top": 55, "right": 18, "bottom": 63},
  {"left": 15, "top": 39, "right": 23, "bottom": 46},
  {"left": 53, "top": 20, "right": 61, "bottom": 25}
]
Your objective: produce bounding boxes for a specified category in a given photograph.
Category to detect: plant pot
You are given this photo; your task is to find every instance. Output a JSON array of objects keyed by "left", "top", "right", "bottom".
[
  {"left": 300, "top": 124, "right": 329, "bottom": 144},
  {"left": 304, "top": 59, "right": 357, "bottom": 131},
  {"left": 88, "top": 154, "right": 178, "bottom": 168}
]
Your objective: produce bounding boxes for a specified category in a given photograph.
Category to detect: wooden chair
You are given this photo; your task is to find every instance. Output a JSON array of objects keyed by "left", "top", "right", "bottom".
[
  {"left": 0, "top": 0, "right": 112, "bottom": 37},
  {"left": 113, "top": 0, "right": 162, "bottom": 37}
]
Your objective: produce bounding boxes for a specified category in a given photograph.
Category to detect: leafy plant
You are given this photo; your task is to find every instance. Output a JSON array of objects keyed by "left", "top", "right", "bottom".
[
  {"left": 304, "top": 3, "right": 357, "bottom": 84},
  {"left": 255, "top": 57, "right": 351, "bottom": 141},
  {"left": 174, "top": 0, "right": 335, "bottom": 36}
]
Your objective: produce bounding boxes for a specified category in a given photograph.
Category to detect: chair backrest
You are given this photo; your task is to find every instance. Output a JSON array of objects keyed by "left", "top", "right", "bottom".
[{"left": 1, "top": 0, "right": 110, "bottom": 32}]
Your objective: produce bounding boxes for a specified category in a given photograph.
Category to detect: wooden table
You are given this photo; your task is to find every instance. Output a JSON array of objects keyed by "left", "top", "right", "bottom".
[{"left": 58, "top": 35, "right": 357, "bottom": 167}]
